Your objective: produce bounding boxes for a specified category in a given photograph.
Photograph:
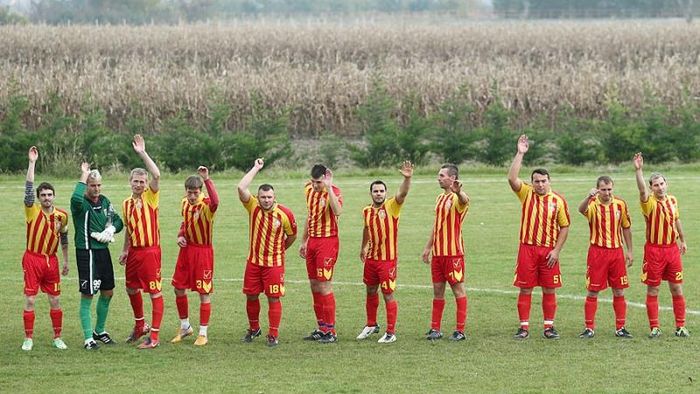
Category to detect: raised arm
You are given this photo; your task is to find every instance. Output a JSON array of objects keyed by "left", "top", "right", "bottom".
[
  {"left": 323, "top": 169, "right": 342, "bottom": 216},
  {"left": 199, "top": 166, "right": 220, "bottom": 212},
  {"left": 633, "top": 153, "right": 649, "bottom": 202},
  {"left": 133, "top": 134, "right": 160, "bottom": 192},
  {"left": 395, "top": 160, "right": 414, "bottom": 205},
  {"left": 450, "top": 179, "right": 470, "bottom": 206},
  {"left": 508, "top": 134, "right": 529, "bottom": 192},
  {"left": 25, "top": 146, "right": 38, "bottom": 207},
  {"left": 578, "top": 188, "right": 597, "bottom": 215},
  {"left": 238, "top": 158, "right": 264, "bottom": 203}
]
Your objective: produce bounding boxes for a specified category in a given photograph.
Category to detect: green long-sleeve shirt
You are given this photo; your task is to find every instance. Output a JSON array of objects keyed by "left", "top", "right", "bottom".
[{"left": 70, "top": 182, "right": 124, "bottom": 250}]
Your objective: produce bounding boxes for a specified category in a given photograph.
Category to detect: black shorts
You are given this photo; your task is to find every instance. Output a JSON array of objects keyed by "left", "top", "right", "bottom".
[{"left": 76, "top": 249, "right": 115, "bottom": 295}]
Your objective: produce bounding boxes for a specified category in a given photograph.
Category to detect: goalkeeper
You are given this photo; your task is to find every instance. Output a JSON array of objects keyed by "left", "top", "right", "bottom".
[{"left": 71, "top": 162, "right": 124, "bottom": 350}]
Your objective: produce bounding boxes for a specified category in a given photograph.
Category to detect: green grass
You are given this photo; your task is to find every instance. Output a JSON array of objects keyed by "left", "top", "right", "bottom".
[{"left": 0, "top": 167, "right": 698, "bottom": 393}]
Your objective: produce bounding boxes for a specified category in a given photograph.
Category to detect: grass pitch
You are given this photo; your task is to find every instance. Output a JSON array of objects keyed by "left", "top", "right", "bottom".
[{"left": 0, "top": 167, "right": 698, "bottom": 393}]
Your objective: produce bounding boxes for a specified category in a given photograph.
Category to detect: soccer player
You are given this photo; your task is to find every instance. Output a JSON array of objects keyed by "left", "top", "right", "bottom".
[
  {"left": 71, "top": 162, "right": 124, "bottom": 350},
  {"left": 421, "top": 163, "right": 469, "bottom": 341},
  {"left": 118, "top": 134, "right": 163, "bottom": 349},
  {"left": 633, "top": 152, "right": 689, "bottom": 338},
  {"left": 357, "top": 160, "right": 413, "bottom": 344},
  {"left": 238, "top": 158, "right": 297, "bottom": 347},
  {"left": 170, "top": 166, "right": 219, "bottom": 346},
  {"left": 508, "top": 134, "right": 570, "bottom": 340},
  {"left": 21, "top": 146, "right": 70, "bottom": 351},
  {"left": 577, "top": 176, "right": 634, "bottom": 339},
  {"left": 299, "top": 164, "right": 343, "bottom": 343}
]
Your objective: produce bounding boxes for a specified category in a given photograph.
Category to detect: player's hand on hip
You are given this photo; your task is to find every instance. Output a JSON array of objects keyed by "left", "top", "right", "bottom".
[{"left": 177, "top": 236, "right": 187, "bottom": 248}]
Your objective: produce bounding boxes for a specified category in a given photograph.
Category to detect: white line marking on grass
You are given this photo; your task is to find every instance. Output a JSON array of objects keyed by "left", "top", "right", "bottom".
[{"left": 3, "top": 276, "right": 698, "bottom": 316}]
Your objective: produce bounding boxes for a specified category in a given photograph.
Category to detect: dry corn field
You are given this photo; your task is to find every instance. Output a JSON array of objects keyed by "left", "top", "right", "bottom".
[{"left": 2, "top": 19, "right": 700, "bottom": 135}]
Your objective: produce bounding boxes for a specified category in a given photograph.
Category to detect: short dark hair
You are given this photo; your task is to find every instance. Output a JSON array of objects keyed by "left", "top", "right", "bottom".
[
  {"left": 441, "top": 163, "right": 458, "bottom": 179},
  {"left": 531, "top": 168, "right": 550, "bottom": 181},
  {"left": 369, "top": 180, "right": 387, "bottom": 192},
  {"left": 185, "top": 175, "right": 203, "bottom": 190},
  {"left": 258, "top": 184, "right": 274, "bottom": 192},
  {"left": 311, "top": 164, "right": 327, "bottom": 179},
  {"left": 596, "top": 176, "right": 613, "bottom": 187},
  {"left": 648, "top": 172, "right": 666, "bottom": 186},
  {"left": 36, "top": 182, "right": 55, "bottom": 198}
]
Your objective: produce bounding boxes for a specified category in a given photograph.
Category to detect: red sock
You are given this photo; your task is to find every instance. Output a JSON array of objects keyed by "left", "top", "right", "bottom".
[
  {"left": 386, "top": 300, "right": 398, "bottom": 334},
  {"left": 23, "top": 310, "right": 35, "bottom": 338},
  {"left": 672, "top": 295, "right": 686, "bottom": 328},
  {"left": 246, "top": 299, "right": 261, "bottom": 331},
  {"left": 366, "top": 293, "right": 379, "bottom": 326},
  {"left": 129, "top": 292, "right": 145, "bottom": 330},
  {"left": 323, "top": 293, "right": 336, "bottom": 334},
  {"left": 517, "top": 293, "right": 532, "bottom": 329},
  {"left": 176, "top": 294, "right": 189, "bottom": 320},
  {"left": 50, "top": 308, "right": 62, "bottom": 338},
  {"left": 455, "top": 296, "right": 467, "bottom": 332},
  {"left": 431, "top": 298, "right": 445, "bottom": 330},
  {"left": 150, "top": 296, "right": 164, "bottom": 341},
  {"left": 268, "top": 301, "right": 282, "bottom": 337},
  {"left": 312, "top": 292, "right": 324, "bottom": 328},
  {"left": 200, "top": 302, "right": 211, "bottom": 327},
  {"left": 646, "top": 294, "right": 659, "bottom": 329},
  {"left": 542, "top": 293, "right": 557, "bottom": 329},
  {"left": 612, "top": 295, "right": 626, "bottom": 330},
  {"left": 584, "top": 296, "right": 597, "bottom": 329}
]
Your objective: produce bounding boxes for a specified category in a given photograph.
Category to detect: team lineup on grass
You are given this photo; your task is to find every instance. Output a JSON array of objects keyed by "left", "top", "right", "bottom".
[{"left": 20, "top": 133, "right": 690, "bottom": 351}]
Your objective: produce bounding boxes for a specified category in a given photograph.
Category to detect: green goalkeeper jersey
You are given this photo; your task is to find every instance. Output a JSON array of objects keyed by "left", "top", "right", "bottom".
[{"left": 70, "top": 182, "right": 124, "bottom": 250}]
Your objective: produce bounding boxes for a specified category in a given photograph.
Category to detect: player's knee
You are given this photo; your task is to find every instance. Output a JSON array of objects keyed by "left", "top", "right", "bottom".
[
  {"left": 48, "top": 295, "right": 60, "bottom": 309},
  {"left": 669, "top": 283, "right": 683, "bottom": 296},
  {"left": 25, "top": 296, "right": 36, "bottom": 310}
]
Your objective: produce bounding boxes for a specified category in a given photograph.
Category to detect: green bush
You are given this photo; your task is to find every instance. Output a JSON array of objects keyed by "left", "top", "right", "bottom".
[
  {"left": 475, "top": 100, "right": 517, "bottom": 166},
  {"left": 430, "top": 88, "right": 479, "bottom": 164}
]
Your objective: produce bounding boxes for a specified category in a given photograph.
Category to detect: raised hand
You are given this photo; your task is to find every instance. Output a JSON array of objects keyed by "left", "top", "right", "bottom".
[
  {"left": 80, "top": 162, "right": 90, "bottom": 175},
  {"left": 198, "top": 166, "right": 210, "bottom": 180},
  {"left": 449, "top": 180, "right": 463, "bottom": 194},
  {"left": 323, "top": 168, "right": 334, "bottom": 189},
  {"left": 588, "top": 188, "right": 598, "bottom": 198},
  {"left": 254, "top": 158, "right": 264, "bottom": 170},
  {"left": 132, "top": 134, "right": 146, "bottom": 154},
  {"left": 399, "top": 160, "right": 414, "bottom": 178},
  {"left": 517, "top": 134, "right": 529, "bottom": 154},
  {"left": 28, "top": 146, "right": 38, "bottom": 162},
  {"left": 633, "top": 152, "right": 644, "bottom": 170}
]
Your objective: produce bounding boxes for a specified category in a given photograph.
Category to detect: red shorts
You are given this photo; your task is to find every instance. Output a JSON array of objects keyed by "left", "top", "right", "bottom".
[
  {"left": 642, "top": 243, "right": 683, "bottom": 286},
  {"left": 363, "top": 259, "right": 398, "bottom": 294},
  {"left": 125, "top": 246, "right": 162, "bottom": 294},
  {"left": 243, "top": 263, "right": 285, "bottom": 297},
  {"left": 22, "top": 251, "right": 60, "bottom": 296},
  {"left": 172, "top": 244, "right": 214, "bottom": 294},
  {"left": 305, "top": 236, "right": 339, "bottom": 282},
  {"left": 513, "top": 244, "right": 562, "bottom": 288},
  {"left": 586, "top": 245, "right": 628, "bottom": 291},
  {"left": 431, "top": 256, "right": 465, "bottom": 285}
]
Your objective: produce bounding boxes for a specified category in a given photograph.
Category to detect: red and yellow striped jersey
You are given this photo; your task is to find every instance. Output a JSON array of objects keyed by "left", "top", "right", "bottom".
[
  {"left": 363, "top": 197, "right": 403, "bottom": 261},
  {"left": 123, "top": 188, "right": 160, "bottom": 248},
  {"left": 583, "top": 196, "right": 631, "bottom": 249},
  {"left": 640, "top": 195, "right": 679, "bottom": 246},
  {"left": 180, "top": 194, "right": 217, "bottom": 246},
  {"left": 25, "top": 205, "right": 68, "bottom": 256},
  {"left": 242, "top": 196, "right": 297, "bottom": 267},
  {"left": 304, "top": 182, "right": 343, "bottom": 238},
  {"left": 515, "top": 183, "right": 570, "bottom": 247},
  {"left": 431, "top": 193, "right": 469, "bottom": 257}
]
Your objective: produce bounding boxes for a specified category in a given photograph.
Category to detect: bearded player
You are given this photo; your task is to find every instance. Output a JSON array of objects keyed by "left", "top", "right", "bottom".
[{"left": 356, "top": 161, "right": 413, "bottom": 344}]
